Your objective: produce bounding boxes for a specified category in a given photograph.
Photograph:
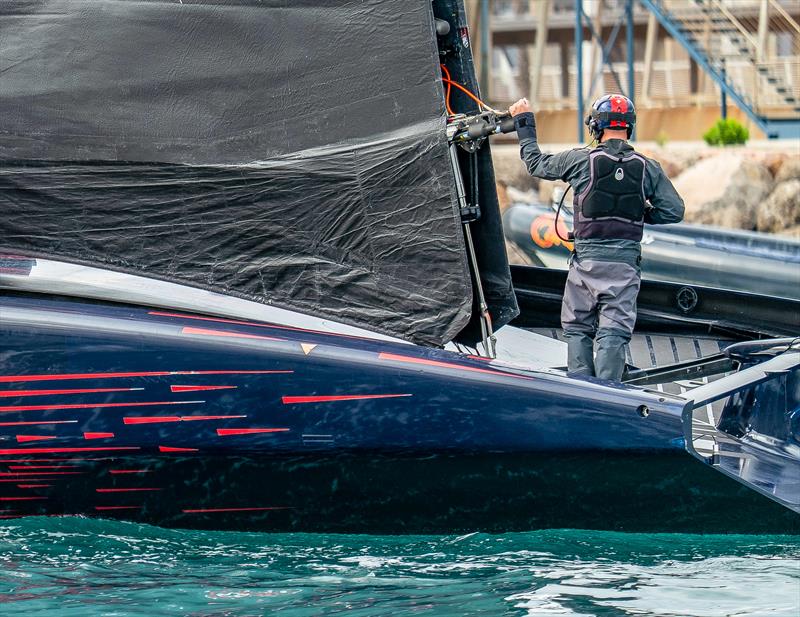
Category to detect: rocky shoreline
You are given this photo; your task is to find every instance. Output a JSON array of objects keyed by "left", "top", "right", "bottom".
[{"left": 492, "top": 142, "right": 800, "bottom": 238}]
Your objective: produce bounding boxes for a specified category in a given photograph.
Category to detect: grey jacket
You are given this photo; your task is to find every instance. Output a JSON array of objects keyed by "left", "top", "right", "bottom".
[{"left": 514, "top": 112, "right": 685, "bottom": 265}]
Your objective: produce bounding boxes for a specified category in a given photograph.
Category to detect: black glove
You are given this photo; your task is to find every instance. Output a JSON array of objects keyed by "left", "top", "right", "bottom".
[{"left": 514, "top": 112, "right": 536, "bottom": 141}]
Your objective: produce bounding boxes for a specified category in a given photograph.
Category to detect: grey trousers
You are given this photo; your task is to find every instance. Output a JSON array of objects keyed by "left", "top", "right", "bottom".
[{"left": 560, "top": 258, "right": 641, "bottom": 381}]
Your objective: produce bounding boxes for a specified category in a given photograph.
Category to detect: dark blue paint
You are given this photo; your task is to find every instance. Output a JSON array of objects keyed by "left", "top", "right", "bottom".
[
  {"left": 0, "top": 294, "right": 684, "bottom": 454},
  {"left": 7, "top": 293, "right": 794, "bottom": 533}
]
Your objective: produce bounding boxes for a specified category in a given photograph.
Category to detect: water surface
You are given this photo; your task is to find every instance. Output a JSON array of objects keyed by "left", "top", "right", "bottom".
[{"left": 1, "top": 517, "right": 798, "bottom": 616}]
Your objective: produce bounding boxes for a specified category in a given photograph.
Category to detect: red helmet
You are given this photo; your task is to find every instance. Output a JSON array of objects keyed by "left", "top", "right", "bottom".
[{"left": 585, "top": 94, "right": 636, "bottom": 139}]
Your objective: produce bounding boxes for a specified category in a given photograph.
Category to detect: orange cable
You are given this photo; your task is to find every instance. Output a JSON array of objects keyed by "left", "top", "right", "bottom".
[
  {"left": 442, "top": 78, "right": 500, "bottom": 114},
  {"left": 439, "top": 64, "right": 454, "bottom": 115}
]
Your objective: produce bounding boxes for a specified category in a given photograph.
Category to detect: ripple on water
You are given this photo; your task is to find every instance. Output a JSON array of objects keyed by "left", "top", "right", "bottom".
[{"left": 0, "top": 517, "right": 798, "bottom": 616}]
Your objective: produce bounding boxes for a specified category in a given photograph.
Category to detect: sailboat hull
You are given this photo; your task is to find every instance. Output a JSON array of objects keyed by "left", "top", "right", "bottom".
[{"left": 1, "top": 293, "right": 797, "bottom": 533}]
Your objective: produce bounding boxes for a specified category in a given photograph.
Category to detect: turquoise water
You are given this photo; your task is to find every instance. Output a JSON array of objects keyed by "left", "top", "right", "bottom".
[{"left": 0, "top": 518, "right": 798, "bottom": 616}]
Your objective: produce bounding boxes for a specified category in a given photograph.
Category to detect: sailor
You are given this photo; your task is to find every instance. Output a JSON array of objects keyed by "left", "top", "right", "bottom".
[{"left": 509, "top": 94, "right": 685, "bottom": 381}]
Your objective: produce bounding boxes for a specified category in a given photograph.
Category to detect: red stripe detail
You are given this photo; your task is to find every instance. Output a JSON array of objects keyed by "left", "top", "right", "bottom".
[
  {"left": 0, "top": 471, "right": 83, "bottom": 476},
  {"left": 149, "top": 310, "right": 367, "bottom": 340},
  {"left": 0, "top": 370, "right": 292, "bottom": 384},
  {"left": 123, "top": 414, "right": 246, "bottom": 425},
  {"left": 124, "top": 416, "right": 180, "bottom": 425},
  {"left": 84, "top": 432, "right": 115, "bottom": 440},
  {"left": 0, "top": 478, "right": 50, "bottom": 482},
  {"left": 0, "top": 447, "right": 139, "bottom": 455},
  {"left": 0, "top": 400, "right": 202, "bottom": 413},
  {"left": 0, "top": 421, "right": 77, "bottom": 427},
  {"left": 0, "top": 387, "right": 139, "bottom": 398},
  {"left": 95, "top": 505, "right": 142, "bottom": 511},
  {"left": 181, "top": 326, "right": 285, "bottom": 341},
  {"left": 170, "top": 385, "right": 237, "bottom": 393},
  {"left": 181, "top": 326, "right": 283, "bottom": 342},
  {"left": 16, "top": 435, "right": 57, "bottom": 443},
  {"left": 96, "top": 488, "right": 161, "bottom": 493},
  {"left": 182, "top": 415, "right": 247, "bottom": 422},
  {"left": 377, "top": 352, "right": 532, "bottom": 379},
  {"left": 282, "top": 394, "right": 411, "bottom": 404},
  {"left": 181, "top": 506, "right": 290, "bottom": 513},
  {"left": 109, "top": 470, "right": 152, "bottom": 474},
  {"left": 0, "top": 496, "right": 47, "bottom": 501},
  {"left": 158, "top": 446, "right": 199, "bottom": 452},
  {"left": 17, "top": 484, "right": 52, "bottom": 489},
  {"left": 8, "top": 465, "right": 78, "bottom": 470},
  {"left": 216, "top": 428, "right": 290, "bottom": 436},
  {"left": 0, "top": 458, "right": 110, "bottom": 462}
]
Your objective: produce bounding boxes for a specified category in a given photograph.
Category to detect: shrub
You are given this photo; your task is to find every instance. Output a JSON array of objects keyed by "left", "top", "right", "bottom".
[
  {"left": 703, "top": 118, "right": 749, "bottom": 146},
  {"left": 655, "top": 130, "right": 669, "bottom": 147}
]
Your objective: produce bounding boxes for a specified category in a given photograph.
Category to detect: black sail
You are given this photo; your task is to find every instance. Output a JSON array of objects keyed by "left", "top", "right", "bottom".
[{"left": 0, "top": 0, "right": 517, "bottom": 346}]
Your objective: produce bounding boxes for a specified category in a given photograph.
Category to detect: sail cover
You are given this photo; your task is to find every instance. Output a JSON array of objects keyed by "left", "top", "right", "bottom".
[{"left": 0, "top": 0, "right": 477, "bottom": 346}]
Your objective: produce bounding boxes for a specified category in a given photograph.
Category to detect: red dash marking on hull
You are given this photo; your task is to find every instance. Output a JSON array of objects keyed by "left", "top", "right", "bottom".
[
  {"left": 0, "top": 515, "right": 22, "bottom": 519},
  {"left": 16, "top": 435, "right": 57, "bottom": 443},
  {"left": 124, "top": 416, "right": 180, "bottom": 425},
  {"left": 149, "top": 310, "right": 371, "bottom": 340},
  {"left": 0, "top": 387, "right": 142, "bottom": 398},
  {"left": 216, "top": 428, "right": 290, "bottom": 436},
  {"left": 181, "top": 326, "right": 283, "bottom": 342},
  {"left": 182, "top": 415, "right": 247, "bottom": 422},
  {"left": 96, "top": 488, "right": 161, "bottom": 493},
  {"left": 0, "top": 471, "right": 83, "bottom": 476},
  {"left": 8, "top": 465, "right": 78, "bottom": 470},
  {"left": 0, "top": 496, "right": 47, "bottom": 501},
  {"left": 109, "top": 470, "right": 152, "bottom": 474},
  {"left": 158, "top": 446, "right": 199, "bottom": 453},
  {"left": 0, "top": 370, "right": 292, "bottom": 384},
  {"left": 0, "top": 478, "right": 50, "bottom": 482},
  {"left": 377, "top": 352, "right": 532, "bottom": 379},
  {"left": 95, "top": 506, "right": 142, "bottom": 511},
  {"left": 84, "top": 432, "right": 115, "bottom": 440},
  {"left": 0, "top": 458, "right": 110, "bottom": 462},
  {"left": 0, "top": 400, "right": 202, "bottom": 413},
  {"left": 0, "top": 421, "right": 77, "bottom": 427},
  {"left": 150, "top": 311, "right": 262, "bottom": 327},
  {"left": 170, "top": 385, "right": 237, "bottom": 393},
  {"left": 0, "top": 447, "right": 139, "bottom": 455},
  {"left": 282, "top": 394, "right": 411, "bottom": 404},
  {"left": 17, "top": 484, "right": 52, "bottom": 489},
  {"left": 124, "top": 415, "right": 245, "bottom": 425},
  {"left": 181, "top": 506, "right": 290, "bottom": 514}
]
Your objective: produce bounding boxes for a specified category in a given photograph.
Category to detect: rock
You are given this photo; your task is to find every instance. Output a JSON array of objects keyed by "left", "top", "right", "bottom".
[
  {"left": 776, "top": 224, "right": 800, "bottom": 239},
  {"left": 762, "top": 152, "right": 788, "bottom": 178},
  {"left": 672, "top": 153, "right": 773, "bottom": 229},
  {"left": 490, "top": 145, "right": 538, "bottom": 191},
  {"left": 775, "top": 156, "right": 800, "bottom": 183},
  {"left": 538, "top": 179, "right": 569, "bottom": 207},
  {"left": 637, "top": 147, "right": 698, "bottom": 178},
  {"left": 495, "top": 181, "right": 510, "bottom": 213},
  {"left": 756, "top": 179, "right": 800, "bottom": 233}
]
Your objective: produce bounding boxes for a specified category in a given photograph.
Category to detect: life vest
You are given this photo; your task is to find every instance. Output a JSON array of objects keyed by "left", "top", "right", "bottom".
[{"left": 574, "top": 148, "right": 647, "bottom": 242}]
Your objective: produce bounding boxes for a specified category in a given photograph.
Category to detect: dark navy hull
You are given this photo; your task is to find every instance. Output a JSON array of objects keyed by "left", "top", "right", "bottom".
[
  {"left": 1, "top": 293, "right": 797, "bottom": 532},
  {"left": 1, "top": 452, "right": 797, "bottom": 534}
]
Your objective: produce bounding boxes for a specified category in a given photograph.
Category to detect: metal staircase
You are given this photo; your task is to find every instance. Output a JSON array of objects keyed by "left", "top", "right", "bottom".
[{"left": 640, "top": 0, "right": 800, "bottom": 139}]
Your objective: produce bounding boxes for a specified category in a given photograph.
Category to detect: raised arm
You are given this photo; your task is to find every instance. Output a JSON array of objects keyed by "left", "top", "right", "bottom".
[{"left": 509, "top": 99, "right": 586, "bottom": 183}]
